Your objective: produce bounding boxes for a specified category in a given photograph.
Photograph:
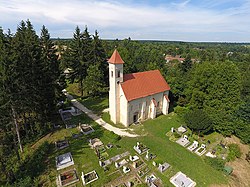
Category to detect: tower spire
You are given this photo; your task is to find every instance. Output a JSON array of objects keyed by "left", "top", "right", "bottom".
[{"left": 108, "top": 49, "right": 124, "bottom": 64}]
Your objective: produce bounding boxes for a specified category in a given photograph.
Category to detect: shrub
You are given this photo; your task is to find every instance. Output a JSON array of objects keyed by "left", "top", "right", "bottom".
[
  {"left": 174, "top": 106, "right": 189, "bottom": 117},
  {"left": 227, "top": 143, "right": 241, "bottom": 161},
  {"left": 205, "top": 157, "right": 225, "bottom": 171},
  {"left": 184, "top": 109, "right": 213, "bottom": 135}
]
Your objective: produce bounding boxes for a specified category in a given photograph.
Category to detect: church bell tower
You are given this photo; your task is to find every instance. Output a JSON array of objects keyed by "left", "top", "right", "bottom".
[{"left": 108, "top": 49, "right": 124, "bottom": 124}]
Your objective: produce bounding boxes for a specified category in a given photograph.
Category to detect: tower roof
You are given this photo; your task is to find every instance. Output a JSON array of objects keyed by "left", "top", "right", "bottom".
[{"left": 108, "top": 49, "right": 124, "bottom": 64}]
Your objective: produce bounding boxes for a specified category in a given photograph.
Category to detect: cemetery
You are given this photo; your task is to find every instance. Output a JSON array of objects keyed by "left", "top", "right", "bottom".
[
  {"left": 158, "top": 162, "right": 170, "bottom": 173},
  {"left": 133, "top": 142, "right": 149, "bottom": 154},
  {"left": 78, "top": 123, "right": 95, "bottom": 135},
  {"left": 176, "top": 135, "right": 190, "bottom": 147},
  {"left": 81, "top": 170, "right": 99, "bottom": 185},
  {"left": 31, "top": 98, "right": 229, "bottom": 187},
  {"left": 187, "top": 141, "right": 198, "bottom": 152},
  {"left": 56, "top": 152, "right": 74, "bottom": 170},
  {"left": 170, "top": 172, "right": 196, "bottom": 187},
  {"left": 57, "top": 169, "right": 79, "bottom": 187},
  {"left": 195, "top": 144, "right": 207, "bottom": 156},
  {"left": 55, "top": 140, "right": 69, "bottom": 150}
]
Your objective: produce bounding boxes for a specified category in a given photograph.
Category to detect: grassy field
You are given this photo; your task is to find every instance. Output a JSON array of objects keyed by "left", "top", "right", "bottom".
[
  {"left": 78, "top": 95, "right": 108, "bottom": 115},
  {"left": 66, "top": 82, "right": 82, "bottom": 97},
  {"left": 34, "top": 109, "right": 228, "bottom": 187},
  {"left": 102, "top": 112, "right": 127, "bottom": 129}
]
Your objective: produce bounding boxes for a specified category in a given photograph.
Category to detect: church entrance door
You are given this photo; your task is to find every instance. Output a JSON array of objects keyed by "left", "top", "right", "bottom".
[{"left": 133, "top": 113, "right": 138, "bottom": 123}]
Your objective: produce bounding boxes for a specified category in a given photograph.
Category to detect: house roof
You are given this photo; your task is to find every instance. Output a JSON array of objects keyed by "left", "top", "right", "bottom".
[
  {"left": 165, "top": 55, "right": 185, "bottom": 62},
  {"left": 121, "top": 70, "right": 170, "bottom": 101},
  {"left": 108, "top": 49, "right": 124, "bottom": 64}
]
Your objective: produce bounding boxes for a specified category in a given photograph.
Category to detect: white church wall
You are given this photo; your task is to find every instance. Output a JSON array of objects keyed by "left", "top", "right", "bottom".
[
  {"left": 119, "top": 86, "right": 128, "bottom": 126},
  {"left": 126, "top": 92, "right": 169, "bottom": 125}
]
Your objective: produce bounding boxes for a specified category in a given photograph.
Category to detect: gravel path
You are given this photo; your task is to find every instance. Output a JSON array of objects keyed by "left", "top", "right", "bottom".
[{"left": 66, "top": 93, "right": 138, "bottom": 138}]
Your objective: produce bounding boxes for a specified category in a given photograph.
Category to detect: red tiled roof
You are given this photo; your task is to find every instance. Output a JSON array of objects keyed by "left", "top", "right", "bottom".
[
  {"left": 108, "top": 49, "right": 124, "bottom": 64},
  {"left": 121, "top": 70, "right": 170, "bottom": 101}
]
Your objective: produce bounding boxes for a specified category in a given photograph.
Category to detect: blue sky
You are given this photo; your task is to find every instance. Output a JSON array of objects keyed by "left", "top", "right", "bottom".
[{"left": 0, "top": 0, "right": 250, "bottom": 42}]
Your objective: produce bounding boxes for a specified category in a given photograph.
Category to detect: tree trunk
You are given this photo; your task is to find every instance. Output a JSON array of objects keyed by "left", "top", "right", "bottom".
[
  {"left": 80, "top": 80, "right": 84, "bottom": 96},
  {"left": 11, "top": 106, "right": 23, "bottom": 153}
]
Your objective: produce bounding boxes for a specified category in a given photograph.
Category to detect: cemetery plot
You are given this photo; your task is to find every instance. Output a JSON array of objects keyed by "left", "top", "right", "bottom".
[
  {"left": 61, "top": 112, "right": 72, "bottom": 121},
  {"left": 158, "top": 162, "right": 170, "bottom": 173},
  {"left": 56, "top": 152, "right": 74, "bottom": 170},
  {"left": 78, "top": 124, "right": 94, "bottom": 135},
  {"left": 176, "top": 135, "right": 190, "bottom": 147},
  {"left": 124, "top": 176, "right": 142, "bottom": 186},
  {"left": 145, "top": 151, "right": 156, "bottom": 161},
  {"left": 72, "top": 132, "right": 83, "bottom": 139},
  {"left": 81, "top": 170, "right": 98, "bottom": 185},
  {"left": 55, "top": 140, "right": 69, "bottom": 150},
  {"left": 89, "top": 138, "right": 104, "bottom": 149},
  {"left": 57, "top": 169, "right": 79, "bottom": 187},
  {"left": 187, "top": 141, "right": 198, "bottom": 152},
  {"left": 131, "top": 159, "right": 144, "bottom": 169},
  {"left": 134, "top": 142, "right": 149, "bottom": 155},
  {"left": 170, "top": 171, "right": 196, "bottom": 187},
  {"left": 145, "top": 174, "right": 162, "bottom": 187},
  {"left": 177, "top": 126, "right": 187, "bottom": 134},
  {"left": 138, "top": 166, "right": 150, "bottom": 178},
  {"left": 195, "top": 144, "right": 207, "bottom": 156},
  {"left": 65, "top": 121, "right": 76, "bottom": 129},
  {"left": 122, "top": 166, "right": 131, "bottom": 174}
]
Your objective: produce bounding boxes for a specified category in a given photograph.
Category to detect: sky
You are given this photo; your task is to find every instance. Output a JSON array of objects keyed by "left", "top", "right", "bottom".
[{"left": 1, "top": 0, "right": 250, "bottom": 42}]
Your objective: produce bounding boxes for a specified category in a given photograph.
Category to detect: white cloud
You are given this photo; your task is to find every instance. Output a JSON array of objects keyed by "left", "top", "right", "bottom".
[{"left": 0, "top": 0, "right": 250, "bottom": 41}]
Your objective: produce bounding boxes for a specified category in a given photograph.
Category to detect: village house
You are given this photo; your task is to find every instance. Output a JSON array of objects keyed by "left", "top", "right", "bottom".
[
  {"left": 108, "top": 50, "right": 171, "bottom": 127},
  {"left": 165, "top": 55, "right": 198, "bottom": 63}
]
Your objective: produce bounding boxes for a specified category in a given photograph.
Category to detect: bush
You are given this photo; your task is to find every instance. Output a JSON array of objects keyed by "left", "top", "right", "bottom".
[
  {"left": 205, "top": 157, "right": 226, "bottom": 171},
  {"left": 227, "top": 144, "right": 241, "bottom": 161},
  {"left": 174, "top": 106, "right": 189, "bottom": 117},
  {"left": 184, "top": 109, "right": 213, "bottom": 135}
]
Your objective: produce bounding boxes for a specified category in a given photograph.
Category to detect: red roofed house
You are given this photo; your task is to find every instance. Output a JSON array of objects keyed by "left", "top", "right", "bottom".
[{"left": 108, "top": 49, "right": 170, "bottom": 127}]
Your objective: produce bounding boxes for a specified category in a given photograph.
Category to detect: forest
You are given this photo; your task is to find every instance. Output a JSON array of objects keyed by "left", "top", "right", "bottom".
[{"left": 0, "top": 20, "right": 249, "bottom": 185}]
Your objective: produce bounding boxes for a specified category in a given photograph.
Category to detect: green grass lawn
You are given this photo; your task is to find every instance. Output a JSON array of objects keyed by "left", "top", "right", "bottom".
[
  {"left": 34, "top": 111, "right": 228, "bottom": 187},
  {"left": 102, "top": 112, "right": 126, "bottom": 129},
  {"left": 78, "top": 95, "right": 108, "bottom": 115},
  {"left": 66, "top": 82, "right": 82, "bottom": 97}
]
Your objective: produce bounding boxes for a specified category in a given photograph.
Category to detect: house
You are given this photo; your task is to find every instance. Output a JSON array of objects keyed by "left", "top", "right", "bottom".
[
  {"left": 165, "top": 55, "right": 198, "bottom": 63},
  {"left": 165, "top": 55, "right": 185, "bottom": 63},
  {"left": 108, "top": 49, "right": 171, "bottom": 127}
]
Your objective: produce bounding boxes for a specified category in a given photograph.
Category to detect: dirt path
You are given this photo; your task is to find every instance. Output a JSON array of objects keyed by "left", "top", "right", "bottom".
[{"left": 66, "top": 93, "right": 138, "bottom": 138}]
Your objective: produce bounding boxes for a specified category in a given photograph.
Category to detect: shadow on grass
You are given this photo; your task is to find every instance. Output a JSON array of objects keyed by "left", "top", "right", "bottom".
[{"left": 17, "top": 142, "right": 52, "bottom": 180}]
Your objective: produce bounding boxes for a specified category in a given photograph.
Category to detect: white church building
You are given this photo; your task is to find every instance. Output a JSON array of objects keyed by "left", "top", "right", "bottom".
[{"left": 108, "top": 49, "right": 171, "bottom": 127}]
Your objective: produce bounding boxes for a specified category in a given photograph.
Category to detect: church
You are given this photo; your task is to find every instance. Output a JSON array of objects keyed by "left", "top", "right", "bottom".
[{"left": 108, "top": 49, "right": 171, "bottom": 127}]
